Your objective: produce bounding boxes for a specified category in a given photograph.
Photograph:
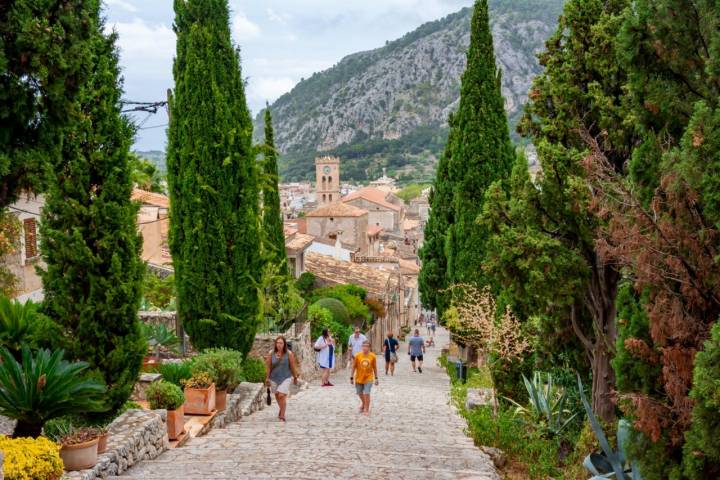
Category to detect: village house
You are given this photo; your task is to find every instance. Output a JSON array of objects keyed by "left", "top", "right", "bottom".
[
  {"left": 305, "top": 202, "right": 370, "bottom": 254},
  {"left": 282, "top": 224, "right": 314, "bottom": 278},
  {"left": 5, "top": 194, "right": 44, "bottom": 302},
  {"left": 342, "top": 186, "right": 405, "bottom": 234},
  {"left": 132, "top": 188, "right": 171, "bottom": 268}
]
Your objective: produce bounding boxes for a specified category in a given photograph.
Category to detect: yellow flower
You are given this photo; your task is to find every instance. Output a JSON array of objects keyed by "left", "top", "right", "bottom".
[{"left": 0, "top": 435, "right": 64, "bottom": 480}]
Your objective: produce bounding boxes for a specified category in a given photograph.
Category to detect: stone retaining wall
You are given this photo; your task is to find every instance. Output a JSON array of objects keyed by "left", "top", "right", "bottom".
[
  {"left": 208, "top": 383, "right": 265, "bottom": 432},
  {"left": 65, "top": 409, "right": 168, "bottom": 480}
]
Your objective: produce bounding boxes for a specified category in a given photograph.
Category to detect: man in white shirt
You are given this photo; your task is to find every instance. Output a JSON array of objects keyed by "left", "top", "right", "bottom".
[{"left": 347, "top": 327, "right": 367, "bottom": 367}]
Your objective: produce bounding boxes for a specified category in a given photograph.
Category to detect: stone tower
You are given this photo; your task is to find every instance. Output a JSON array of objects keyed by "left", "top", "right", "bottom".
[{"left": 315, "top": 156, "right": 340, "bottom": 206}]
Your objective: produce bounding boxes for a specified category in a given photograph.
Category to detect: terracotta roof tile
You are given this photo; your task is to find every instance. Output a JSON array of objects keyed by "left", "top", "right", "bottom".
[
  {"left": 285, "top": 233, "right": 314, "bottom": 253},
  {"left": 132, "top": 189, "right": 169, "bottom": 209},
  {"left": 305, "top": 252, "right": 400, "bottom": 299},
  {"left": 342, "top": 187, "right": 401, "bottom": 212},
  {"left": 306, "top": 202, "right": 367, "bottom": 218}
]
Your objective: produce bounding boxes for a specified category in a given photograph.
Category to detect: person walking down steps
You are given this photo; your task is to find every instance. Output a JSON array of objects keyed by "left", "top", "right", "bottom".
[
  {"left": 382, "top": 331, "right": 400, "bottom": 376},
  {"left": 265, "top": 336, "right": 299, "bottom": 422},
  {"left": 347, "top": 326, "right": 367, "bottom": 368}
]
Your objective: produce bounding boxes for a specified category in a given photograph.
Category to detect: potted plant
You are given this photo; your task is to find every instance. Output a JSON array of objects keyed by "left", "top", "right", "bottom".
[
  {"left": 57, "top": 426, "right": 100, "bottom": 471},
  {"left": 191, "top": 349, "right": 243, "bottom": 411},
  {"left": 0, "top": 346, "right": 107, "bottom": 438},
  {"left": 141, "top": 323, "right": 181, "bottom": 370},
  {"left": 181, "top": 372, "right": 216, "bottom": 415},
  {"left": 146, "top": 380, "right": 185, "bottom": 440}
]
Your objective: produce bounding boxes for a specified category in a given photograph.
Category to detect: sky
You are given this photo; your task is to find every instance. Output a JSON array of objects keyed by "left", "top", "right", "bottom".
[{"left": 104, "top": 0, "right": 472, "bottom": 151}]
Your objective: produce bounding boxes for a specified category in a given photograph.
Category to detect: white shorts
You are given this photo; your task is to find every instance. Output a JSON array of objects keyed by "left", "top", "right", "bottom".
[{"left": 270, "top": 378, "right": 291, "bottom": 395}]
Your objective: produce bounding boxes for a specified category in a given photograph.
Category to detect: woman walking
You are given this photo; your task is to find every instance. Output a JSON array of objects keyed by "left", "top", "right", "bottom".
[
  {"left": 382, "top": 332, "right": 400, "bottom": 376},
  {"left": 265, "top": 336, "right": 299, "bottom": 422},
  {"left": 314, "top": 328, "right": 335, "bottom": 386}
]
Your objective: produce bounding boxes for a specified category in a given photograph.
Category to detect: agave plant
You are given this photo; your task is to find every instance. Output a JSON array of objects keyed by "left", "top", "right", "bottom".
[
  {"left": 0, "top": 345, "right": 107, "bottom": 438},
  {"left": 578, "top": 375, "right": 643, "bottom": 479},
  {"left": 142, "top": 323, "right": 181, "bottom": 359},
  {"left": 506, "top": 371, "right": 581, "bottom": 437}
]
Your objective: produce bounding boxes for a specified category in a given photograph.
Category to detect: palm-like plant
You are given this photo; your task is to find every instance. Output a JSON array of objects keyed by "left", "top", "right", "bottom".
[
  {"left": 0, "top": 297, "right": 37, "bottom": 356},
  {"left": 142, "top": 323, "right": 180, "bottom": 359},
  {"left": 0, "top": 346, "right": 107, "bottom": 438},
  {"left": 506, "top": 371, "right": 581, "bottom": 437}
]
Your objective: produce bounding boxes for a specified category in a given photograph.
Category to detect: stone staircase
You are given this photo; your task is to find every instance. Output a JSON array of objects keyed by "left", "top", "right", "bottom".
[{"left": 116, "top": 330, "right": 498, "bottom": 480}]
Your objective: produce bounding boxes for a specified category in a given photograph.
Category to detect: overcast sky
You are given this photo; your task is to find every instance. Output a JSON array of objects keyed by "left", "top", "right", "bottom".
[{"left": 105, "top": 0, "right": 472, "bottom": 151}]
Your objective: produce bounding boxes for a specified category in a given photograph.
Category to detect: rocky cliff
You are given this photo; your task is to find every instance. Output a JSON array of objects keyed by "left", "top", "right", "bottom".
[{"left": 254, "top": 0, "right": 564, "bottom": 182}]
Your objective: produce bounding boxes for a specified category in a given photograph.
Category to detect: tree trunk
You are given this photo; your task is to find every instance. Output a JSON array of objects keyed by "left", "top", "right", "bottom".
[
  {"left": 591, "top": 340, "right": 616, "bottom": 423},
  {"left": 13, "top": 420, "right": 42, "bottom": 438}
]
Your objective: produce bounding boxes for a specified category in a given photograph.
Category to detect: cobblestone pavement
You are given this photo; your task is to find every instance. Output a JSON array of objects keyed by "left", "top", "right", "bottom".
[{"left": 120, "top": 328, "right": 499, "bottom": 479}]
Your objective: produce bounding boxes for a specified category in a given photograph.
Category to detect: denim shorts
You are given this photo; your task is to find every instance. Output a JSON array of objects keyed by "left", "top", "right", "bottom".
[{"left": 355, "top": 382, "right": 373, "bottom": 395}]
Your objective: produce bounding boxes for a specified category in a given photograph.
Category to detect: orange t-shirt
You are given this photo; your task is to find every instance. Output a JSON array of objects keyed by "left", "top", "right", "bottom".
[{"left": 353, "top": 352, "right": 376, "bottom": 384}]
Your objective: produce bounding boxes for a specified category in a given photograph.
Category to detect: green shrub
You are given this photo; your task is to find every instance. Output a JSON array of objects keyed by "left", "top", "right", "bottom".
[
  {"left": 312, "top": 298, "right": 349, "bottom": 324},
  {"left": 308, "top": 304, "right": 352, "bottom": 352},
  {"left": 142, "top": 272, "right": 176, "bottom": 310},
  {"left": 0, "top": 346, "right": 107, "bottom": 438},
  {"left": 141, "top": 323, "right": 181, "bottom": 357},
  {"left": 0, "top": 297, "right": 61, "bottom": 357},
  {"left": 192, "top": 348, "right": 244, "bottom": 391},
  {"left": 682, "top": 320, "right": 720, "bottom": 479},
  {"left": 295, "top": 272, "right": 316, "bottom": 297},
  {"left": 242, "top": 357, "right": 267, "bottom": 383},
  {"left": 146, "top": 380, "right": 184, "bottom": 410},
  {"left": 156, "top": 361, "right": 193, "bottom": 388}
]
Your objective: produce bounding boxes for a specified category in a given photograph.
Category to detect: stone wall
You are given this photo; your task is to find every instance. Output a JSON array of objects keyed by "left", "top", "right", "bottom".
[
  {"left": 138, "top": 311, "right": 177, "bottom": 331},
  {"left": 249, "top": 321, "right": 344, "bottom": 382},
  {"left": 65, "top": 409, "right": 168, "bottom": 479}
]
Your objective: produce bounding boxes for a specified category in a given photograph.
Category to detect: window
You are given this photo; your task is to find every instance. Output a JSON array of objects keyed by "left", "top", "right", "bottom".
[
  {"left": 322, "top": 194, "right": 326, "bottom": 202},
  {"left": 23, "top": 218, "right": 38, "bottom": 260},
  {"left": 328, "top": 194, "right": 332, "bottom": 201},
  {"left": 328, "top": 176, "right": 332, "bottom": 184}
]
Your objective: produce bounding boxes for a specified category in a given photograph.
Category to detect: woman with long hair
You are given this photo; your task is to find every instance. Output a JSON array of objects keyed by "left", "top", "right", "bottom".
[
  {"left": 265, "top": 336, "right": 299, "bottom": 421},
  {"left": 314, "top": 328, "right": 335, "bottom": 386}
]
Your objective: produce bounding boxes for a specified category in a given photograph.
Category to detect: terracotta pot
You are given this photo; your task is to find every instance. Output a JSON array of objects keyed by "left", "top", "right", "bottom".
[
  {"left": 97, "top": 433, "right": 109, "bottom": 454},
  {"left": 183, "top": 383, "right": 216, "bottom": 415},
  {"left": 166, "top": 405, "right": 185, "bottom": 440},
  {"left": 60, "top": 437, "right": 99, "bottom": 471},
  {"left": 215, "top": 389, "right": 227, "bottom": 411},
  {"left": 142, "top": 356, "right": 159, "bottom": 372}
]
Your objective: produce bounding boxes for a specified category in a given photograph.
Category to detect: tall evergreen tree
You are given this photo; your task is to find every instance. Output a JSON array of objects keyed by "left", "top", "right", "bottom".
[
  {"left": 418, "top": 114, "right": 456, "bottom": 316},
  {"left": 40, "top": 8, "right": 145, "bottom": 413},
  {"left": 446, "top": 0, "right": 514, "bottom": 286},
  {"left": 0, "top": 0, "right": 95, "bottom": 208},
  {"left": 483, "top": 0, "right": 633, "bottom": 421},
  {"left": 168, "top": 0, "right": 262, "bottom": 355},
  {"left": 261, "top": 106, "right": 288, "bottom": 278}
]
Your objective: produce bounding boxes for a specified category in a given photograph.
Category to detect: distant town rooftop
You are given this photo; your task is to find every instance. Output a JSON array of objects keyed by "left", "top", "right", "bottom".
[{"left": 306, "top": 202, "right": 367, "bottom": 218}]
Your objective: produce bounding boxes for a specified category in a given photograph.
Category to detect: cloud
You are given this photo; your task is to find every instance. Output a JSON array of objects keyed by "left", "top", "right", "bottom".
[
  {"left": 232, "top": 12, "right": 261, "bottom": 42},
  {"left": 247, "top": 76, "right": 296, "bottom": 105},
  {"left": 267, "top": 8, "right": 290, "bottom": 25},
  {"left": 105, "top": 0, "right": 137, "bottom": 13}
]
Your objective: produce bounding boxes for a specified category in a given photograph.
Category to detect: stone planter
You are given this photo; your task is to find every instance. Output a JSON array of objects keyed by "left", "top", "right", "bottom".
[
  {"left": 216, "top": 389, "right": 227, "bottom": 411},
  {"left": 60, "top": 437, "right": 99, "bottom": 471},
  {"left": 184, "top": 383, "right": 216, "bottom": 415},
  {"left": 97, "top": 433, "right": 109, "bottom": 454},
  {"left": 166, "top": 406, "right": 185, "bottom": 440}
]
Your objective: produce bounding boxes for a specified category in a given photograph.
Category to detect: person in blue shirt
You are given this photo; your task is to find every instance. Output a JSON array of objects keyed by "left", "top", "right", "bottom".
[{"left": 407, "top": 329, "right": 426, "bottom": 373}]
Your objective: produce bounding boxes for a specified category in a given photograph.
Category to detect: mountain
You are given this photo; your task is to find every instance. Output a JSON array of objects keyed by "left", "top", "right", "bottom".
[
  {"left": 134, "top": 150, "right": 166, "bottom": 173},
  {"left": 254, "top": 0, "right": 564, "bottom": 183}
]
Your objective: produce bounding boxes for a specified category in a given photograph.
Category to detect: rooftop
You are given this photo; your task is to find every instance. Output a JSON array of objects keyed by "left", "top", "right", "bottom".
[
  {"left": 132, "top": 189, "right": 170, "bottom": 209},
  {"left": 306, "top": 202, "right": 367, "bottom": 218},
  {"left": 305, "top": 252, "right": 400, "bottom": 299},
  {"left": 367, "top": 225, "right": 384, "bottom": 236},
  {"left": 285, "top": 233, "right": 315, "bottom": 253},
  {"left": 342, "top": 187, "right": 401, "bottom": 212}
]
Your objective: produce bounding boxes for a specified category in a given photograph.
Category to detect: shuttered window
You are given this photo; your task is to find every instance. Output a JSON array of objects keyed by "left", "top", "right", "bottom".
[{"left": 23, "top": 218, "right": 38, "bottom": 259}]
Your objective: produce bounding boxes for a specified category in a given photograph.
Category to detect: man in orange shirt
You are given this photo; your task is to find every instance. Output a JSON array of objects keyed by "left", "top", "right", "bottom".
[{"left": 350, "top": 340, "right": 379, "bottom": 416}]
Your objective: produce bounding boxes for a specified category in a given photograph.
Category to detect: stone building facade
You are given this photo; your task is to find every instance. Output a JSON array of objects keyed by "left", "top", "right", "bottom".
[
  {"left": 306, "top": 202, "right": 369, "bottom": 254},
  {"left": 342, "top": 187, "right": 404, "bottom": 233}
]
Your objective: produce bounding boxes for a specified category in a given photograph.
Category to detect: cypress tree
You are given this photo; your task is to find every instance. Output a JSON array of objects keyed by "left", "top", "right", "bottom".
[
  {"left": 168, "top": 0, "right": 262, "bottom": 355},
  {"left": 261, "top": 107, "right": 288, "bottom": 278},
  {"left": 446, "top": 0, "right": 514, "bottom": 286},
  {"left": 418, "top": 114, "right": 456, "bottom": 316},
  {"left": 40, "top": 9, "right": 145, "bottom": 413},
  {"left": 0, "top": 0, "right": 95, "bottom": 207}
]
